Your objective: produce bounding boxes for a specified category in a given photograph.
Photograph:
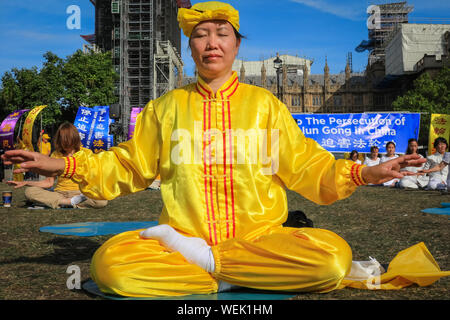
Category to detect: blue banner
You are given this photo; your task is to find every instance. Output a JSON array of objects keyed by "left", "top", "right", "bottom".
[
  {"left": 291, "top": 113, "right": 421, "bottom": 153},
  {"left": 74, "top": 107, "right": 94, "bottom": 148},
  {"left": 74, "top": 106, "right": 113, "bottom": 153},
  {"left": 91, "top": 106, "right": 110, "bottom": 153}
]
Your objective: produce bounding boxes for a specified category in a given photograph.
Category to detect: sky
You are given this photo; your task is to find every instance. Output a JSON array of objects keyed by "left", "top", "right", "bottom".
[{"left": 0, "top": 0, "right": 449, "bottom": 80}]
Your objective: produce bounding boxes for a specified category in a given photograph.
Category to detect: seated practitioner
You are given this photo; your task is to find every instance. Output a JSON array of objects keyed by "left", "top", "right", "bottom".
[
  {"left": 398, "top": 138, "right": 425, "bottom": 189},
  {"left": 380, "top": 141, "right": 399, "bottom": 187},
  {"left": 363, "top": 146, "right": 380, "bottom": 167},
  {"left": 421, "top": 137, "right": 449, "bottom": 190},
  {"left": 420, "top": 149, "right": 450, "bottom": 190},
  {"left": 349, "top": 150, "right": 361, "bottom": 164},
  {"left": 4, "top": 1, "right": 446, "bottom": 298},
  {"left": 7, "top": 122, "right": 108, "bottom": 209},
  {"left": 363, "top": 146, "right": 381, "bottom": 186}
]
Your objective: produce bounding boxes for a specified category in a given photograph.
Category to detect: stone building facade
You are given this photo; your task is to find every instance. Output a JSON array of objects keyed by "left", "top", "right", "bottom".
[
  {"left": 236, "top": 58, "right": 399, "bottom": 114},
  {"left": 183, "top": 45, "right": 448, "bottom": 115}
]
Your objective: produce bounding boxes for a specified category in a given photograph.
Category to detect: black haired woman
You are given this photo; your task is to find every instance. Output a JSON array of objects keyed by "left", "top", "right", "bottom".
[{"left": 3, "top": 1, "right": 444, "bottom": 298}]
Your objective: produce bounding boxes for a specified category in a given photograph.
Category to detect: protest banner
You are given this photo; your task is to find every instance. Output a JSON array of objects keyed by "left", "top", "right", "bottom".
[
  {"left": 74, "top": 106, "right": 114, "bottom": 153},
  {"left": 0, "top": 109, "right": 29, "bottom": 150},
  {"left": 74, "top": 106, "right": 94, "bottom": 148},
  {"left": 21, "top": 105, "right": 47, "bottom": 151},
  {"left": 128, "top": 107, "right": 143, "bottom": 140},
  {"left": 428, "top": 114, "right": 450, "bottom": 154},
  {"left": 291, "top": 113, "right": 421, "bottom": 153}
]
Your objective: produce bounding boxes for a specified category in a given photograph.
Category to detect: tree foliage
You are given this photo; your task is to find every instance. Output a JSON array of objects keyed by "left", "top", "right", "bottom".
[
  {"left": 62, "top": 50, "right": 118, "bottom": 121},
  {"left": 0, "top": 50, "right": 118, "bottom": 135},
  {"left": 392, "top": 67, "right": 450, "bottom": 145}
]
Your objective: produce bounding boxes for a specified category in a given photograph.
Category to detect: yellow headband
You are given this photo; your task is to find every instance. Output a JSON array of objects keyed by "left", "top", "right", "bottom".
[{"left": 177, "top": 1, "right": 240, "bottom": 38}]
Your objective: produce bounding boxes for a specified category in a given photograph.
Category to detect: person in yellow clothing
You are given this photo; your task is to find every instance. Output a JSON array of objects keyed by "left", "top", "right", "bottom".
[
  {"left": 36, "top": 131, "right": 52, "bottom": 181},
  {"left": 38, "top": 131, "right": 52, "bottom": 156},
  {"left": 2, "top": 1, "right": 449, "bottom": 298},
  {"left": 8, "top": 122, "right": 108, "bottom": 209}
]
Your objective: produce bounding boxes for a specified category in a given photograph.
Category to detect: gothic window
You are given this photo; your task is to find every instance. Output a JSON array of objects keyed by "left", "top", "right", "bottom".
[
  {"left": 354, "top": 94, "right": 363, "bottom": 106},
  {"left": 333, "top": 95, "right": 342, "bottom": 106},
  {"left": 312, "top": 95, "right": 322, "bottom": 106},
  {"left": 291, "top": 95, "right": 301, "bottom": 106},
  {"left": 374, "top": 94, "right": 385, "bottom": 106}
]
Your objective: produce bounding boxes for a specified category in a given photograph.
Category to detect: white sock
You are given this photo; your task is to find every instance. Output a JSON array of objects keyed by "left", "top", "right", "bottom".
[
  {"left": 70, "top": 194, "right": 87, "bottom": 207},
  {"left": 345, "top": 257, "right": 386, "bottom": 281},
  {"left": 140, "top": 224, "right": 215, "bottom": 273}
]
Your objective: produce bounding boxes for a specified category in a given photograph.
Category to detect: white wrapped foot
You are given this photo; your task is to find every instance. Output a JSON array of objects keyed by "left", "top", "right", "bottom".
[{"left": 140, "top": 224, "right": 215, "bottom": 273}]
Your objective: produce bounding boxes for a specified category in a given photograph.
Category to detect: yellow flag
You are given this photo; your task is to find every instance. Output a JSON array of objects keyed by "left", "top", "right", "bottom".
[
  {"left": 428, "top": 114, "right": 450, "bottom": 154},
  {"left": 21, "top": 105, "right": 47, "bottom": 151}
]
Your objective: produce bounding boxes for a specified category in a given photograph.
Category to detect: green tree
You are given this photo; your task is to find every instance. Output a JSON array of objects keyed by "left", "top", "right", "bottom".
[
  {"left": 0, "top": 67, "right": 41, "bottom": 117},
  {"left": 62, "top": 50, "right": 118, "bottom": 121},
  {"left": 38, "top": 51, "right": 65, "bottom": 126},
  {"left": 0, "top": 52, "right": 65, "bottom": 148},
  {"left": 0, "top": 49, "right": 118, "bottom": 141},
  {"left": 0, "top": 70, "right": 23, "bottom": 120},
  {"left": 392, "top": 67, "right": 450, "bottom": 146}
]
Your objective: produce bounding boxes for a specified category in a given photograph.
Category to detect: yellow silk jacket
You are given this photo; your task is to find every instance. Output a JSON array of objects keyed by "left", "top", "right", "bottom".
[{"left": 72, "top": 72, "right": 364, "bottom": 245}]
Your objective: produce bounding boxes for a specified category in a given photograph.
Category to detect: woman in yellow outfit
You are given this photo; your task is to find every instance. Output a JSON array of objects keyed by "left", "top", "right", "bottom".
[{"left": 3, "top": 1, "right": 449, "bottom": 298}]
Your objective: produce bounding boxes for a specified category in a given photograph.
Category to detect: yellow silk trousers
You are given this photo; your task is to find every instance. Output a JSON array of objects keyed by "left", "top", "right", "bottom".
[{"left": 90, "top": 226, "right": 352, "bottom": 298}]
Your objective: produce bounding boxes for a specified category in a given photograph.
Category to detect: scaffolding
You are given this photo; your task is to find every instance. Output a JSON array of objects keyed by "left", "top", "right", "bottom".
[
  {"left": 92, "top": 0, "right": 185, "bottom": 141},
  {"left": 154, "top": 40, "right": 183, "bottom": 98},
  {"left": 368, "top": 2, "right": 414, "bottom": 65}
]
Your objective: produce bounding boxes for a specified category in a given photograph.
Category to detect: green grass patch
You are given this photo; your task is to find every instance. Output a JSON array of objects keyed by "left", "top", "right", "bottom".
[{"left": 0, "top": 183, "right": 448, "bottom": 300}]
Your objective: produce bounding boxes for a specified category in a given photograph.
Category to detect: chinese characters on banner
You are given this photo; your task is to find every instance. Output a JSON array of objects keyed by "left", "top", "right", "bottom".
[
  {"left": 128, "top": 107, "right": 143, "bottom": 140},
  {"left": 21, "top": 105, "right": 47, "bottom": 151},
  {"left": 0, "top": 109, "right": 29, "bottom": 150},
  {"left": 74, "top": 106, "right": 113, "bottom": 153},
  {"left": 428, "top": 114, "right": 450, "bottom": 154},
  {"left": 291, "top": 113, "right": 421, "bottom": 153}
]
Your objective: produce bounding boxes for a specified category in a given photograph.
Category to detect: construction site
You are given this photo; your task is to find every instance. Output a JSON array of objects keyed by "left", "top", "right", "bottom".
[
  {"left": 82, "top": 1, "right": 449, "bottom": 140},
  {"left": 84, "top": 0, "right": 191, "bottom": 141},
  {"left": 356, "top": 1, "right": 414, "bottom": 66}
]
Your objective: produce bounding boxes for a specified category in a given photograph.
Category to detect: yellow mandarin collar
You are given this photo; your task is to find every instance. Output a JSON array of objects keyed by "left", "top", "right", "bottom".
[{"left": 196, "top": 71, "right": 239, "bottom": 98}]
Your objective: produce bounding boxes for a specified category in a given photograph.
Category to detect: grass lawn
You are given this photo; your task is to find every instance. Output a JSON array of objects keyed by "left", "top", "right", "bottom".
[{"left": 0, "top": 182, "right": 449, "bottom": 300}]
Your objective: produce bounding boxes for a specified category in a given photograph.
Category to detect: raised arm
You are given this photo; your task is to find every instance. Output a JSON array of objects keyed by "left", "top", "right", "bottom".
[
  {"left": 419, "top": 160, "right": 447, "bottom": 174},
  {"left": 362, "top": 154, "right": 426, "bottom": 183},
  {"left": 273, "top": 101, "right": 425, "bottom": 205},
  {"left": 2, "top": 150, "right": 65, "bottom": 177},
  {"left": 69, "top": 101, "right": 160, "bottom": 200},
  {"left": 273, "top": 101, "right": 364, "bottom": 205},
  {"left": 2, "top": 101, "right": 160, "bottom": 201}
]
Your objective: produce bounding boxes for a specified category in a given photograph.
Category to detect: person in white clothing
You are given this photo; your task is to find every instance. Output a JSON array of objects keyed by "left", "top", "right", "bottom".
[
  {"left": 420, "top": 151, "right": 450, "bottom": 191},
  {"left": 398, "top": 138, "right": 425, "bottom": 189},
  {"left": 380, "top": 141, "right": 399, "bottom": 187},
  {"left": 363, "top": 146, "right": 381, "bottom": 186},
  {"left": 420, "top": 137, "right": 449, "bottom": 190},
  {"left": 363, "top": 146, "right": 381, "bottom": 167}
]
